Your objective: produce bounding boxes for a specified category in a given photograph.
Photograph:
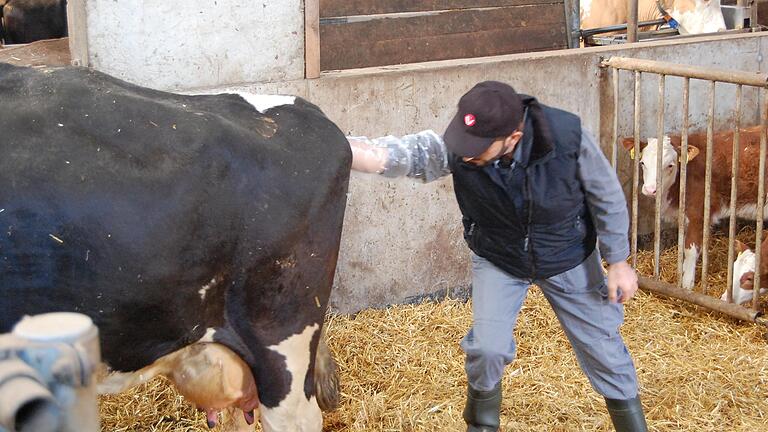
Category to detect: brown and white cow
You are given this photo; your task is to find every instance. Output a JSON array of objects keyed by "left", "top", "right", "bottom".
[
  {"left": 0, "top": 63, "right": 348, "bottom": 431},
  {"left": 581, "top": 0, "right": 726, "bottom": 34},
  {"left": 622, "top": 125, "right": 766, "bottom": 290}
]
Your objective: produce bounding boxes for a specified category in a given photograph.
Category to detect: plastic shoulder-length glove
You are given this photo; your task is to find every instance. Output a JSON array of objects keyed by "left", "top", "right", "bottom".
[{"left": 347, "top": 130, "right": 450, "bottom": 183}]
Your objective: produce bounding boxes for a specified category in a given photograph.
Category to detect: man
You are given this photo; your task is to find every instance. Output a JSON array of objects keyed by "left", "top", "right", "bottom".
[{"left": 349, "top": 81, "right": 647, "bottom": 432}]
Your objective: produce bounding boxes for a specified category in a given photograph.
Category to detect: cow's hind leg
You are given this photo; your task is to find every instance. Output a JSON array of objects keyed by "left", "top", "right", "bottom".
[{"left": 259, "top": 324, "right": 323, "bottom": 432}]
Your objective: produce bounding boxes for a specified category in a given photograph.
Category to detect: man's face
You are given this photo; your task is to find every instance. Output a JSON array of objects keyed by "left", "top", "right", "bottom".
[{"left": 462, "top": 130, "right": 523, "bottom": 167}]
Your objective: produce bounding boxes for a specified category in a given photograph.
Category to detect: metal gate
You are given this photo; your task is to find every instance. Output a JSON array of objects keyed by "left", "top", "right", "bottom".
[{"left": 602, "top": 56, "right": 768, "bottom": 326}]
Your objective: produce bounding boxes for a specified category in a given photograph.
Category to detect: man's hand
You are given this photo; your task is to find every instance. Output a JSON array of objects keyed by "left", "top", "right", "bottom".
[
  {"left": 349, "top": 138, "right": 388, "bottom": 174},
  {"left": 606, "top": 261, "right": 638, "bottom": 304}
]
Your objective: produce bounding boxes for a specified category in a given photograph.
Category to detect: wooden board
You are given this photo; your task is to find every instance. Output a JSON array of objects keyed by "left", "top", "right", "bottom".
[
  {"left": 320, "top": 3, "right": 567, "bottom": 70},
  {"left": 320, "top": 0, "right": 557, "bottom": 17},
  {"left": 0, "top": 37, "right": 71, "bottom": 67}
]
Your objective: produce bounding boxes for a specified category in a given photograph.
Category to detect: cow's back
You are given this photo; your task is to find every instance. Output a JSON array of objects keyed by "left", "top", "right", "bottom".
[
  {"left": 581, "top": 0, "right": 660, "bottom": 29},
  {"left": 0, "top": 63, "right": 351, "bottom": 372}
]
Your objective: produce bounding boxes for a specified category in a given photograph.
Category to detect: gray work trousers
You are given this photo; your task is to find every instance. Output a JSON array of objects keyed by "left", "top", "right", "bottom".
[{"left": 461, "top": 250, "right": 639, "bottom": 400}]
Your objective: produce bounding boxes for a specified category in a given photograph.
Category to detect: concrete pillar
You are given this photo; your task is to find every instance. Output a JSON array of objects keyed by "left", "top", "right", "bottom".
[{"left": 67, "top": 0, "right": 305, "bottom": 91}]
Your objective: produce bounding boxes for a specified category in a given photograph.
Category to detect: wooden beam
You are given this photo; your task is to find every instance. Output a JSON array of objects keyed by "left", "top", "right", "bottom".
[
  {"left": 66, "top": 0, "right": 89, "bottom": 67},
  {"left": 305, "top": 0, "right": 321, "bottom": 79}
]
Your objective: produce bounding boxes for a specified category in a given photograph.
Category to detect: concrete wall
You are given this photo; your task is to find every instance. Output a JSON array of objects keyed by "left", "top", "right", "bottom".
[{"left": 70, "top": 0, "right": 305, "bottom": 90}]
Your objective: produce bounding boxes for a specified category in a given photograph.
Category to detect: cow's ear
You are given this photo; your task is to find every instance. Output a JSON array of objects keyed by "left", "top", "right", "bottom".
[
  {"left": 621, "top": 137, "right": 645, "bottom": 159},
  {"left": 683, "top": 145, "right": 700, "bottom": 162}
]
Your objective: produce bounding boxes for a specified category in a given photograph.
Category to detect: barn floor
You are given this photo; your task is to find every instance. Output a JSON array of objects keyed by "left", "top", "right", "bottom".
[{"left": 100, "top": 230, "right": 768, "bottom": 432}]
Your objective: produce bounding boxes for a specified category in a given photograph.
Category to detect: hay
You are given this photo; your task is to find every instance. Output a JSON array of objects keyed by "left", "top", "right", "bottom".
[{"left": 100, "top": 230, "right": 768, "bottom": 431}]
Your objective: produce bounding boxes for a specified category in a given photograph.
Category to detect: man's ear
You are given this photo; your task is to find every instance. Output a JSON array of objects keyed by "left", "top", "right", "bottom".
[{"left": 505, "top": 131, "right": 523, "bottom": 148}]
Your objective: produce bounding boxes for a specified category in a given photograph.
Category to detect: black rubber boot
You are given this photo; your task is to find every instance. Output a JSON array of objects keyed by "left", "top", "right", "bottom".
[
  {"left": 605, "top": 395, "right": 649, "bottom": 432},
  {"left": 463, "top": 382, "right": 501, "bottom": 432}
]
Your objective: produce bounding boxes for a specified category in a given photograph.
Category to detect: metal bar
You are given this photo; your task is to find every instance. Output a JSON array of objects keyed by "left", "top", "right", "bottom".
[
  {"left": 579, "top": 18, "right": 666, "bottom": 37},
  {"left": 612, "top": 68, "right": 619, "bottom": 169},
  {"left": 564, "top": 0, "right": 581, "bottom": 48},
  {"left": 631, "top": 71, "right": 641, "bottom": 267},
  {"left": 601, "top": 57, "right": 768, "bottom": 88},
  {"left": 638, "top": 276, "right": 765, "bottom": 325},
  {"left": 654, "top": 75, "right": 666, "bottom": 278},
  {"left": 677, "top": 78, "right": 690, "bottom": 289},
  {"left": 701, "top": 81, "right": 716, "bottom": 295},
  {"left": 590, "top": 28, "right": 751, "bottom": 46},
  {"left": 725, "top": 85, "right": 743, "bottom": 304},
  {"left": 754, "top": 90, "right": 768, "bottom": 308},
  {"left": 751, "top": 0, "right": 758, "bottom": 29},
  {"left": 628, "top": 0, "right": 639, "bottom": 42}
]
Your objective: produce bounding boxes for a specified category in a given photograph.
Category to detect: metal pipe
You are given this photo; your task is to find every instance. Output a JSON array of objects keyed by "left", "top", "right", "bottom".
[
  {"left": 725, "top": 85, "right": 743, "bottom": 304},
  {"left": 628, "top": 0, "right": 639, "bottom": 43},
  {"left": 701, "top": 81, "right": 716, "bottom": 295},
  {"left": 601, "top": 57, "right": 768, "bottom": 88},
  {"left": 632, "top": 71, "right": 641, "bottom": 267},
  {"left": 638, "top": 276, "right": 765, "bottom": 324},
  {"left": 754, "top": 90, "right": 768, "bottom": 308},
  {"left": 580, "top": 18, "right": 666, "bottom": 37},
  {"left": 564, "top": 0, "right": 581, "bottom": 48},
  {"left": 654, "top": 75, "right": 666, "bottom": 278},
  {"left": 677, "top": 78, "right": 690, "bottom": 289},
  {"left": 612, "top": 68, "right": 619, "bottom": 169}
]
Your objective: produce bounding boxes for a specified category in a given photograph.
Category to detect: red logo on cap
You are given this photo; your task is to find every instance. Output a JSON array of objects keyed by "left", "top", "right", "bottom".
[{"left": 464, "top": 114, "right": 476, "bottom": 126}]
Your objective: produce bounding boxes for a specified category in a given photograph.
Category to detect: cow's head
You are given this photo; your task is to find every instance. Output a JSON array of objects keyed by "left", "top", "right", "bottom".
[
  {"left": 622, "top": 136, "right": 700, "bottom": 198},
  {"left": 667, "top": 0, "right": 727, "bottom": 34},
  {"left": 722, "top": 240, "right": 761, "bottom": 303}
]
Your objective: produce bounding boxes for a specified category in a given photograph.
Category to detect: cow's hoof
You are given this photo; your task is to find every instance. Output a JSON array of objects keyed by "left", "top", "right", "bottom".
[{"left": 314, "top": 335, "right": 340, "bottom": 411}]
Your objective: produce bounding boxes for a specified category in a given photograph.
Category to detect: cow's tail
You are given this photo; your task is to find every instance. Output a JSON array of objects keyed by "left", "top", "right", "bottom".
[
  {"left": 314, "top": 332, "right": 340, "bottom": 411},
  {"left": 97, "top": 361, "right": 172, "bottom": 395}
]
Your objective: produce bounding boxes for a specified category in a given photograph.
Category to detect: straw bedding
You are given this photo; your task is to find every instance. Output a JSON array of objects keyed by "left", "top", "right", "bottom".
[{"left": 100, "top": 228, "right": 768, "bottom": 431}]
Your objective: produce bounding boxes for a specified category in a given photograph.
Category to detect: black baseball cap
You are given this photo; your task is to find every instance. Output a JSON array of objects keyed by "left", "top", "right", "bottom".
[{"left": 443, "top": 81, "right": 525, "bottom": 158}]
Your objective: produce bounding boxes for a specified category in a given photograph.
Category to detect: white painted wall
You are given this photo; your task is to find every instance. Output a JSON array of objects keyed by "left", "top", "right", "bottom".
[{"left": 78, "top": 0, "right": 304, "bottom": 91}]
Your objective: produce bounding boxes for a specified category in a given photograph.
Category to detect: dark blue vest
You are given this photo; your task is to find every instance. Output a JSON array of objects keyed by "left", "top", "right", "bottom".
[{"left": 449, "top": 100, "right": 596, "bottom": 279}]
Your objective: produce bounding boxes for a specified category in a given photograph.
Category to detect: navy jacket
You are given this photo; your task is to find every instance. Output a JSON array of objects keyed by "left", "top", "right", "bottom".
[{"left": 449, "top": 99, "right": 606, "bottom": 279}]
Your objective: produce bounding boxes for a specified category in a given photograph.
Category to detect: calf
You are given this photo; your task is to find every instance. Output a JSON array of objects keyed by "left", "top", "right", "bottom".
[
  {"left": 1, "top": 0, "right": 67, "bottom": 44},
  {"left": 623, "top": 125, "right": 766, "bottom": 289},
  {"left": 722, "top": 240, "right": 768, "bottom": 305},
  {"left": 0, "top": 62, "right": 349, "bottom": 431},
  {"left": 581, "top": 0, "right": 726, "bottom": 34}
]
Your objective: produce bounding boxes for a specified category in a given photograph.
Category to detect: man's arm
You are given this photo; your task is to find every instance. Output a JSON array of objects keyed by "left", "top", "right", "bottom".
[
  {"left": 578, "top": 128, "right": 630, "bottom": 264},
  {"left": 578, "top": 127, "right": 637, "bottom": 303},
  {"left": 348, "top": 130, "right": 451, "bottom": 182}
]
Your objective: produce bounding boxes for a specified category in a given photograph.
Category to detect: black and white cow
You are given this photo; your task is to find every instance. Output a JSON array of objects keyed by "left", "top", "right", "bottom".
[
  {"left": 0, "top": 0, "right": 68, "bottom": 45},
  {"left": 0, "top": 62, "right": 350, "bottom": 431}
]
